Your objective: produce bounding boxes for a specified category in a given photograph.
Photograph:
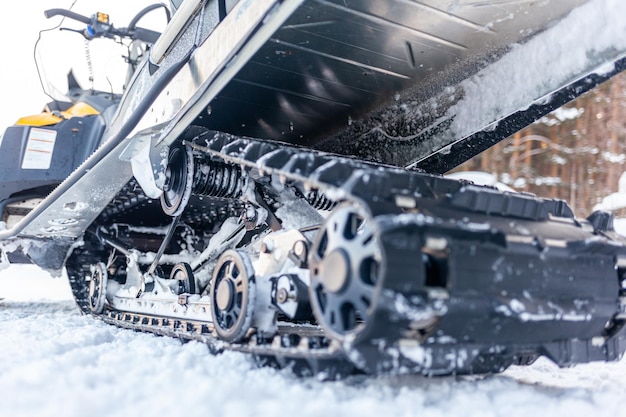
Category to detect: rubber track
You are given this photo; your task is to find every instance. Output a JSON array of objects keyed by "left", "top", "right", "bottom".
[{"left": 65, "top": 130, "right": 626, "bottom": 375}]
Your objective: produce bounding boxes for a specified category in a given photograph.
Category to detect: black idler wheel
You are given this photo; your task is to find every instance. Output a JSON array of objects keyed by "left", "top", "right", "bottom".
[
  {"left": 308, "top": 203, "right": 382, "bottom": 340},
  {"left": 88, "top": 262, "right": 108, "bottom": 314},
  {"left": 210, "top": 250, "right": 256, "bottom": 342},
  {"left": 170, "top": 262, "right": 196, "bottom": 295}
]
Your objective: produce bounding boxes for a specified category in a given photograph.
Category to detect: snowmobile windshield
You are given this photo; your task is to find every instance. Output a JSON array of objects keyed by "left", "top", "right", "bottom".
[{"left": 35, "top": 1, "right": 169, "bottom": 101}]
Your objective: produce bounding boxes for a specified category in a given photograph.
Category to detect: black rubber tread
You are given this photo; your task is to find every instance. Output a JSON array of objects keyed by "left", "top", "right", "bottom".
[
  {"left": 65, "top": 243, "right": 105, "bottom": 315},
  {"left": 100, "top": 310, "right": 356, "bottom": 379}
]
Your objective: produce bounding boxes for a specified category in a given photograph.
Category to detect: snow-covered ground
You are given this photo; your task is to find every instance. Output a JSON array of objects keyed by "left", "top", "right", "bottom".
[{"left": 1, "top": 265, "right": 626, "bottom": 417}]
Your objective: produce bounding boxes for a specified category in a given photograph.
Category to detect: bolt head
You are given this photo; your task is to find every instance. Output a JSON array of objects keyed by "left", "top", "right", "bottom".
[{"left": 277, "top": 288, "right": 289, "bottom": 304}]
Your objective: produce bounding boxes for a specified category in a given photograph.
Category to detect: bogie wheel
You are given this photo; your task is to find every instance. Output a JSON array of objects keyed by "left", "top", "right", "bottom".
[
  {"left": 309, "top": 203, "right": 382, "bottom": 340},
  {"left": 88, "top": 262, "right": 108, "bottom": 314},
  {"left": 210, "top": 250, "right": 256, "bottom": 342},
  {"left": 161, "top": 143, "right": 194, "bottom": 216},
  {"left": 170, "top": 262, "right": 196, "bottom": 295}
]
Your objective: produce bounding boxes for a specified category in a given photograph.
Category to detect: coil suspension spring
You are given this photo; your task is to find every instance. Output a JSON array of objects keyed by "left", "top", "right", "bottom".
[
  {"left": 191, "top": 156, "right": 243, "bottom": 199},
  {"left": 306, "top": 189, "right": 336, "bottom": 211},
  {"left": 161, "top": 144, "right": 244, "bottom": 216}
]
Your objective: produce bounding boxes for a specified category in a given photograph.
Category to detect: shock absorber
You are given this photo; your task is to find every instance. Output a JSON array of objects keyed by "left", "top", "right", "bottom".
[{"left": 161, "top": 144, "right": 244, "bottom": 216}]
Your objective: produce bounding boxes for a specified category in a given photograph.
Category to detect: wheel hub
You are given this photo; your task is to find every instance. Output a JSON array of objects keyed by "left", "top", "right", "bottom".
[
  {"left": 216, "top": 279, "right": 234, "bottom": 311},
  {"left": 320, "top": 249, "right": 350, "bottom": 293}
]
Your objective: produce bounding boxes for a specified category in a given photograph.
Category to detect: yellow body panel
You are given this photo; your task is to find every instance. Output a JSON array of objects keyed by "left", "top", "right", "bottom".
[{"left": 15, "top": 102, "right": 100, "bottom": 127}]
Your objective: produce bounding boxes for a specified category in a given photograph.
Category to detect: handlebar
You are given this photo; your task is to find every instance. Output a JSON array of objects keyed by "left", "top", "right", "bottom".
[
  {"left": 44, "top": 9, "right": 91, "bottom": 25},
  {"left": 43, "top": 8, "right": 161, "bottom": 44},
  {"left": 132, "top": 28, "right": 161, "bottom": 44}
]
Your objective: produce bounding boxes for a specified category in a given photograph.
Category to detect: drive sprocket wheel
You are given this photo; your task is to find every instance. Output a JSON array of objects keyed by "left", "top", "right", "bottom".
[
  {"left": 88, "top": 262, "right": 108, "bottom": 314},
  {"left": 309, "top": 203, "right": 382, "bottom": 340},
  {"left": 210, "top": 250, "right": 256, "bottom": 342}
]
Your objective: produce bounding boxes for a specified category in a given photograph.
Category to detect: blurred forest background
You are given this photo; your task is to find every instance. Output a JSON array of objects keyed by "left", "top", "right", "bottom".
[{"left": 452, "top": 72, "right": 626, "bottom": 218}]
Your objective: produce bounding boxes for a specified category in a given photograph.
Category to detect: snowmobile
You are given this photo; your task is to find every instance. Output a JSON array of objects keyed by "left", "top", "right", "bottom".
[{"left": 1, "top": 0, "right": 626, "bottom": 377}]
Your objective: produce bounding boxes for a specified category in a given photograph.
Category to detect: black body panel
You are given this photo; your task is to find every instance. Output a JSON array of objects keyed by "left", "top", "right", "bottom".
[{"left": 0, "top": 116, "right": 105, "bottom": 204}]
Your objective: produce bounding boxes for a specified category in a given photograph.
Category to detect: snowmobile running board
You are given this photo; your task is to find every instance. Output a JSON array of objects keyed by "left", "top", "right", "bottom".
[{"left": 2, "top": 0, "right": 626, "bottom": 377}]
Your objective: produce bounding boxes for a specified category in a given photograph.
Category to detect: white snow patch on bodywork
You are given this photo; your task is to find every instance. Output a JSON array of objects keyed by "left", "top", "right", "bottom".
[
  {"left": 449, "top": 0, "right": 626, "bottom": 139},
  {"left": 130, "top": 140, "right": 163, "bottom": 199}
]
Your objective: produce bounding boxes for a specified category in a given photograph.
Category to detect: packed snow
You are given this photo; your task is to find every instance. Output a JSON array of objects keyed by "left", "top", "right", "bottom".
[{"left": 2, "top": 264, "right": 626, "bottom": 417}]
